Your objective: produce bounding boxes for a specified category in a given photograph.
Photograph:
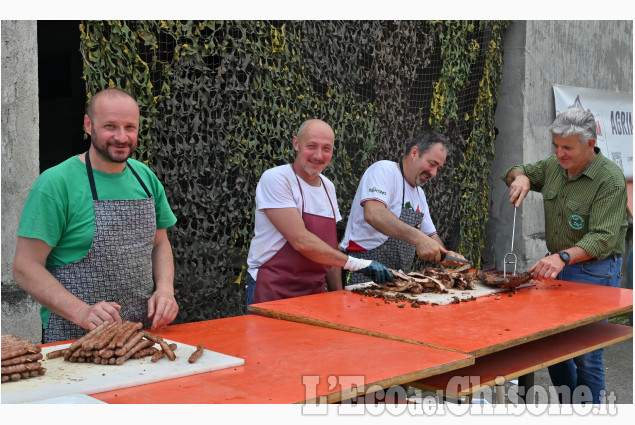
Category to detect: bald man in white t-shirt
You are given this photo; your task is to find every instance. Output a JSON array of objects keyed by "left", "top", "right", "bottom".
[{"left": 245, "top": 119, "right": 392, "bottom": 310}]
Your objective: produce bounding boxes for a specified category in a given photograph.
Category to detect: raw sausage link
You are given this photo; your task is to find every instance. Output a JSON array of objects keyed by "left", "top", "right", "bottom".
[
  {"left": 143, "top": 331, "right": 176, "bottom": 361},
  {"left": 115, "top": 339, "right": 154, "bottom": 365},
  {"left": 114, "top": 331, "right": 144, "bottom": 357},
  {"left": 188, "top": 345, "right": 206, "bottom": 364},
  {"left": 84, "top": 322, "right": 117, "bottom": 351},
  {"left": 108, "top": 321, "right": 132, "bottom": 349},
  {"left": 133, "top": 346, "right": 159, "bottom": 359},
  {"left": 46, "top": 348, "right": 67, "bottom": 359},
  {"left": 150, "top": 343, "right": 177, "bottom": 362},
  {"left": 116, "top": 322, "right": 143, "bottom": 348},
  {"left": 1, "top": 352, "right": 43, "bottom": 366},
  {"left": 1, "top": 361, "right": 41, "bottom": 375},
  {"left": 1, "top": 344, "right": 41, "bottom": 361},
  {"left": 68, "top": 321, "right": 110, "bottom": 354},
  {"left": 92, "top": 322, "right": 122, "bottom": 350},
  {"left": 98, "top": 348, "right": 116, "bottom": 359}
]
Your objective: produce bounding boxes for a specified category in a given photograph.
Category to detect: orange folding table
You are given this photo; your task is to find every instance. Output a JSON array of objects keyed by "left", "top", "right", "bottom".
[
  {"left": 88, "top": 315, "right": 472, "bottom": 404},
  {"left": 248, "top": 279, "right": 633, "bottom": 401},
  {"left": 248, "top": 279, "right": 632, "bottom": 357}
]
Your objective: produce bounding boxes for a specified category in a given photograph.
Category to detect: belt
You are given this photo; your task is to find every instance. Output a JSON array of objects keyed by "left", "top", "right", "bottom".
[{"left": 582, "top": 253, "right": 622, "bottom": 265}]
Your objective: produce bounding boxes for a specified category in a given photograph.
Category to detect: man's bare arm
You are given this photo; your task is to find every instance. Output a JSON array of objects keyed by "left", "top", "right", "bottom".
[
  {"left": 12, "top": 236, "right": 122, "bottom": 329},
  {"left": 265, "top": 207, "right": 349, "bottom": 267},
  {"left": 530, "top": 247, "right": 592, "bottom": 280},
  {"left": 363, "top": 200, "right": 442, "bottom": 262}
]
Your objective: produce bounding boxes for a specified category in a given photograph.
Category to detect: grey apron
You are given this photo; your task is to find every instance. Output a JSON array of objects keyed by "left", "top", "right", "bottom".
[
  {"left": 347, "top": 161, "right": 424, "bottom": 285},
  {"left": 43, "top": 151, "right": 156, "bottom": 343}
]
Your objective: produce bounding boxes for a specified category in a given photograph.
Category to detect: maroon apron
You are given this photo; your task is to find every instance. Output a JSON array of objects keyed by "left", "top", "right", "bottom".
[{"left": 253, "top": 166, "right": 337, "bottom": 303}]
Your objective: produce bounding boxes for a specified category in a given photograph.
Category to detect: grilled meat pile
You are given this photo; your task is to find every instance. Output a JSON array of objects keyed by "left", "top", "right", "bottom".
[
  {"left": 385, "top": 264, "right": 476, "bottom": 294},
  {"left": 475, "top": 269, "right": 533, "bottom": 288},
  {"left": 378, "top": 265, "right": 534, "bottom": 295}
]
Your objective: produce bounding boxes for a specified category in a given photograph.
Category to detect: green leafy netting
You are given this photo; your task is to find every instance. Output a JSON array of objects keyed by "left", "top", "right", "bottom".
[
  {"left": 80, "top": 20, "right": 511, "bottom": 322},
  {"left": 80, "top": 21, "right": 171, "bottom": 163}
]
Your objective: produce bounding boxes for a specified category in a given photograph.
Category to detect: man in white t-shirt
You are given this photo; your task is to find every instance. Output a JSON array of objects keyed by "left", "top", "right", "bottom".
[
  {"left": 245, "top": 119, "right": 392, "bottom": 309},
  {"left": 340, "top": 130, "right": 466, "bottom": 284}
]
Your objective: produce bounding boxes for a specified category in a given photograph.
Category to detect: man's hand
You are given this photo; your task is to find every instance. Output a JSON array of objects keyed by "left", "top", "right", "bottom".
[
  {"left": 364, "top": 200, "right": 443, "bottom": 262},
  {"left": 509, "top": 173, "right": 531, "bottom": 207},
  {"left": 150, "top": 228, "right": 178, "bottom": 330},
  {"left": 359, "top": 261, "right": 393, "bottom": 283},
  {"left": 439, "top": 250, "right": 468, "bottom": 266},
  {"left": 529, "top": 254, "right": 565, "bottom": 280},
  {"left": 77, "top": 301, "right": 122, "bottom": 330},
  {"left": 147, "top": 289, "right": 179, "bottom": 330},
  {"left": 414, "top": 234, "right": 442, "bottom": 262},
  {"left": 13, "top": 237, "right": 126, "bottom": 331}
]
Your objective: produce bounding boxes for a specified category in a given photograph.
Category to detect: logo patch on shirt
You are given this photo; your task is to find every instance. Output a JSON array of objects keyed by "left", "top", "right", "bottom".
[
  {"left": 368, "top": 187, "right": 387, "bottom": 196},
  {"left": 568, "top": 214, "right": 585, "bottom": 230}
]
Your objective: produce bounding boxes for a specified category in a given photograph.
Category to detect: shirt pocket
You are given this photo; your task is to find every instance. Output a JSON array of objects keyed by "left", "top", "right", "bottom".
[
  {"left": 543, "top": 189, "right": 558, "bottom": 201},
  {"left": 564, "top": 197, "right": 591, "bottom": 232},
  {"left": 542, "top": 189, "right": 559, "bottom": 223}
]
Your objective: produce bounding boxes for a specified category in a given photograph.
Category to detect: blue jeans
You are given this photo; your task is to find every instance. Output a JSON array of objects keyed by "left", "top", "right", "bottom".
[
  {"left": 244, "top": 273, "right": 256, "bottom": 314},
  {"left": 548, "top": 255, "right": 622, "bottom": 404}
]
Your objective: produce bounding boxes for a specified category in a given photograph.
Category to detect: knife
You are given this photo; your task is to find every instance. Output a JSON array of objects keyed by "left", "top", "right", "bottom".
[{"left": 440, "top": 253, "right": 470, "bottom": 264}]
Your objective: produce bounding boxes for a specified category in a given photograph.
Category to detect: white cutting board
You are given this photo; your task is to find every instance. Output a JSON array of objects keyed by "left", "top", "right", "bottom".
[
  {"left": 345, "top": 280, "right": 534, "bottom": 305},
  {"left": 1, "top": 339, "right": 244, "bottom": 404},
  {"left": 27, "top": 394, "right": 106, "bottom": 404}
]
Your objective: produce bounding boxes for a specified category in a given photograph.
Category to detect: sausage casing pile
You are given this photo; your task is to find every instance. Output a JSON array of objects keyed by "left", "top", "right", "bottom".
[
  {"left": 1, "top": 334, "right": 46, "bottom": 383},
  {"left": 45, "top": 321, "right": 187, "bottom": 366}
]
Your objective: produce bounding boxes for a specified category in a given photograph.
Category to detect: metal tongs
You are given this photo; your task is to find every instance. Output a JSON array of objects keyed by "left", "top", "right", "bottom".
[{"left": 503, "top": 206, "right": 518, "bottom": 278}]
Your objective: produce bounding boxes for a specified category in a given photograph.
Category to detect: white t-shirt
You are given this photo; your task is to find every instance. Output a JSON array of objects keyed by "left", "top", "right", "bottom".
[
  {"left": 247, "top": 164, "right": 341, "bottom": 280},
  {"left": 340, "top": 160, "right": 437, "bottom": 252}
]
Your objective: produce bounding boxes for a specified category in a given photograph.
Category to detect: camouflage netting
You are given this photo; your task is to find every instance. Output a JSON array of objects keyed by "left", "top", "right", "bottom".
[{"left": 80, "top": 20, "right": 510, "bottom": 322}]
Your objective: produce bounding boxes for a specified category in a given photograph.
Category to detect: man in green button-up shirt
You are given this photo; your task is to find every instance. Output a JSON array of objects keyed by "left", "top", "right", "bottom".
[{"left": 502, "top": 106, "right": 628, "bottom": 404}]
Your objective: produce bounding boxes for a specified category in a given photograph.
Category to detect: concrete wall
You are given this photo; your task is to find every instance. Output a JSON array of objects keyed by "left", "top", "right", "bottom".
[
  {"left": 1, "top": 20, "right": 42, "bottom": 342},
  {"left": 486, "top": 20, "right": 633, "bottom": 274}
]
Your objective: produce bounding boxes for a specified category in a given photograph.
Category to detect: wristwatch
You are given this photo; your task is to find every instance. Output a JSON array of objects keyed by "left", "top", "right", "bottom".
[{"left": 557, "top": 251, "right": 571, "bottom": 266}]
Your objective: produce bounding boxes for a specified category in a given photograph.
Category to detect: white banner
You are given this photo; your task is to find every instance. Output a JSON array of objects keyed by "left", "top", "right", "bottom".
[{"left": 553, "top": 84, "right": 633, "bottom": 179}]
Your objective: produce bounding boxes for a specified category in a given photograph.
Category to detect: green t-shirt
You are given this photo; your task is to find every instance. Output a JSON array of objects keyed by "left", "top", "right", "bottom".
[{"left": 18, "top": 155, "right": 177, "bottom": 269}]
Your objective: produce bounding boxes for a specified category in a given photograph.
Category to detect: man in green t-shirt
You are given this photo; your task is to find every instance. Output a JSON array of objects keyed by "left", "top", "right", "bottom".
[
  {"left": 502, "top": 106, "right": 628, "bottom": 404},
  {"left": 13, "top": 88, "right": 179, "bottom": 343}
]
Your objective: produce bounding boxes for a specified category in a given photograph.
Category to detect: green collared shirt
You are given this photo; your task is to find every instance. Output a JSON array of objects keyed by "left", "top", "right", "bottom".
[{"left": 502, "top": 149, "right": 628, "bottom": 259}]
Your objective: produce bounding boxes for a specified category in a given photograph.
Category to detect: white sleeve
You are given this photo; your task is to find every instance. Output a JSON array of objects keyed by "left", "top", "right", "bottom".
[
  {"left": 358, "top": 162, "right": 397, "bottom": 207},
  {"left": 256, "top": 168, "right": 297, "bottom": 211},
  {"left": 418, "top": 189, "right": 437, "bottom": 236}
]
